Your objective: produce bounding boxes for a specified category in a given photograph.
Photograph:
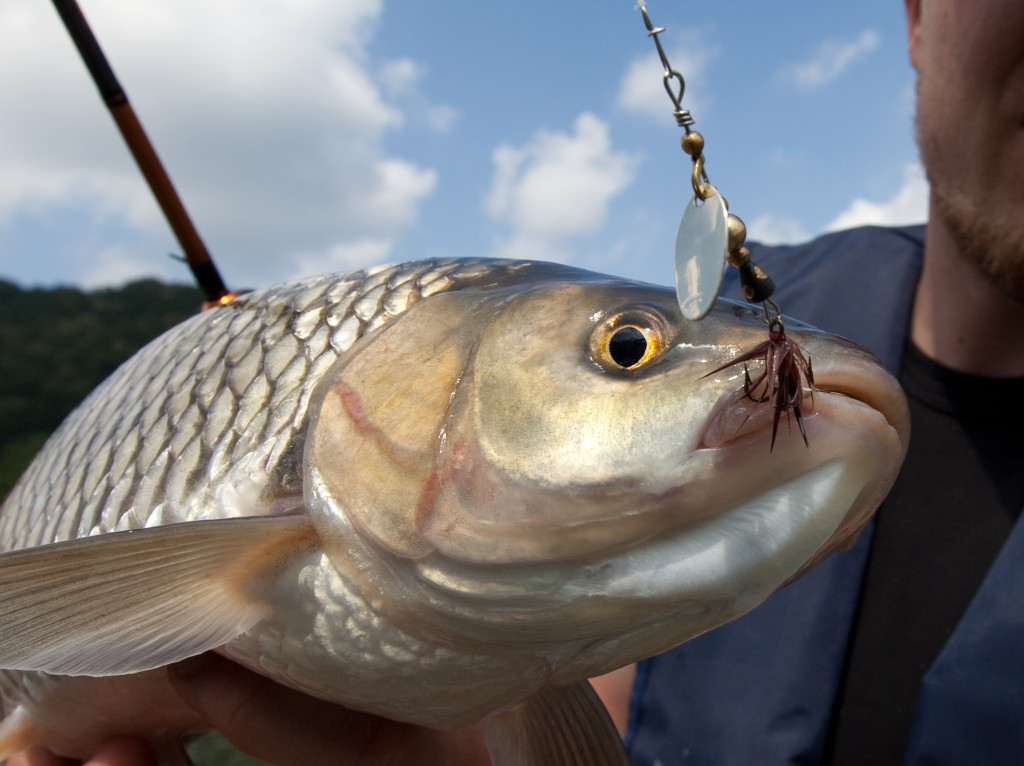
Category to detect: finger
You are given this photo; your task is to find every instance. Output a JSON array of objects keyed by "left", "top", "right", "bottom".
[
  {"left": 84, "top": 738, "right": 156, "bottom": 766},
  {"left": 6, "top": 737, "right": 155, "bottom": 766},
  {"left": 169, "top": 653, "right": 489, "bottom": 766},
  {"left": 170, "top": 653, "right": 352, "bottom": 765},
  {"left": 7, "top": 747, "right": 77, "bottom": 766}
]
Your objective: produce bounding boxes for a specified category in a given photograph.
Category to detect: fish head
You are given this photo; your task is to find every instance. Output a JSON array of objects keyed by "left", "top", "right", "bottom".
[{"left": 306, "top": 264, "right": 909, "bottom": 669}]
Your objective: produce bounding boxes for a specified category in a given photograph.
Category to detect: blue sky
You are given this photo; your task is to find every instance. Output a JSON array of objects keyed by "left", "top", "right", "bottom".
[{"left": 0, "top": 0, "right": 925, "bottom": 291}]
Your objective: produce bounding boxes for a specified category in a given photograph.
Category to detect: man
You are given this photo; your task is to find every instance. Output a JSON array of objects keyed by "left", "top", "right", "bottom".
[{"left": 13, "top": 0, "right": 1024, "bottom": 763}]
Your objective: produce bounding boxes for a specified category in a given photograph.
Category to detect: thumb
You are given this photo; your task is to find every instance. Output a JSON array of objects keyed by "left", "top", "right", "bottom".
[
  {"left": 169, "top": 653, "right": 363, "bottom": 766},
  {"left": 168, "top": 653, "right": 489, "bottom": 766}
]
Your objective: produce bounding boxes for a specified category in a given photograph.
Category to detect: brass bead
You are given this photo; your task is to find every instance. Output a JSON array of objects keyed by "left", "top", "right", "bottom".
[
  {"left": 681, "top": 131, "right": 705, "bottom": 158},
  {"left": 727, "top": 245, "right": 751, "bottom": 268},
  {"left": 727, "top": 214, "right": 747, "bottom": 251}
]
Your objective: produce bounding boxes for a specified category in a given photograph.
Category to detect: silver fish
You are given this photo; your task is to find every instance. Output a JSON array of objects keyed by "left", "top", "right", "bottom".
[{"left": 0, "top": 258, "right": 909, "bottom": 765}]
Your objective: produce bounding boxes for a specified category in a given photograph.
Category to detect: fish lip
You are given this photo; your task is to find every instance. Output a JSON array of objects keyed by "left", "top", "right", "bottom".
[
  {"left": 808, "top": 355, "right": 911, "bottom": 454},
  {"left": 698, "top": 349, "right": 910, "bottom": 455}
]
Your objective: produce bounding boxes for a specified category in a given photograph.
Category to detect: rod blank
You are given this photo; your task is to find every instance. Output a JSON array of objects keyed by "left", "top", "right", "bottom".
[{"left": 52, "top": 0, "right": 232, "bottom": 304}]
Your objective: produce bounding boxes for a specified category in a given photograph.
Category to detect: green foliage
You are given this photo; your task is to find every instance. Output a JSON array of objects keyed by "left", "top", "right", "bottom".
[
  {"left": 0, "top": 279, "right": 201, "bottom": 501},
  {"left": 0, "top": 432, "right": 49, "bottom": 501},
  {"left": 188, "top": 731, "right": 272, "bottom": 766}
]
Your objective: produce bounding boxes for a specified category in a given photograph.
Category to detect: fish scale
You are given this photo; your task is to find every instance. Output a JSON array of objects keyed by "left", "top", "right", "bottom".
[{"left": 0, "top": 257, "right": 511, "bottom": 551}]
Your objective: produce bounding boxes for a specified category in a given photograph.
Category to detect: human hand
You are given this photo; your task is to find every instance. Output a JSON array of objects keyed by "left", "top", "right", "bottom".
[
  {"left": 9, "top": 653, "right": 491, "bottom": 766},
  {"left": 168, "top": 652, "right": 492, "bottom": 766}
]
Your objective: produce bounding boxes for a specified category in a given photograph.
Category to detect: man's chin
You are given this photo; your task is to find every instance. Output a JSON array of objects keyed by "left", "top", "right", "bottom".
[{"left": 933, "top": 185, "right": 1024, "bottom": 305}]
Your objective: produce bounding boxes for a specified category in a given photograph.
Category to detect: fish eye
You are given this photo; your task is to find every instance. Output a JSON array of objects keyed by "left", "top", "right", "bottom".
[{"left": 590, "top": 309, "right": 670, "bottom": 371}]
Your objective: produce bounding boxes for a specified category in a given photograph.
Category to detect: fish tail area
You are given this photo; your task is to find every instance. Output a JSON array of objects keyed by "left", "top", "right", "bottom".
[
  {"left": 481, "top": 681, "right": 631, "bottom": 766},
  {"left": 0, "top": 706, "right": 40, "bottom": 761}
]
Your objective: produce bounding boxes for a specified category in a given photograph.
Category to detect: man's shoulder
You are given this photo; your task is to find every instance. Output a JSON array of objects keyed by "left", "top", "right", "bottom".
[
  {"left": 725, "top": 224, "right": 926, "bottom": 367},
  {"left": 748, "top": 223, "right": 925, "bottom": 283}
]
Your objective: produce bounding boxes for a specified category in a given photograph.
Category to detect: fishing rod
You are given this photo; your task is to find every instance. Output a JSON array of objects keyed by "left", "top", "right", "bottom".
[{"left": 51, "top": 0, "right": 235, "bottom": 307}]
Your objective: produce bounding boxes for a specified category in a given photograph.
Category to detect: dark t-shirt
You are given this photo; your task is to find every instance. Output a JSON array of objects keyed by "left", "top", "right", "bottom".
[{"left": 828, "top": 342, "right": 1024, "bottom": 764}]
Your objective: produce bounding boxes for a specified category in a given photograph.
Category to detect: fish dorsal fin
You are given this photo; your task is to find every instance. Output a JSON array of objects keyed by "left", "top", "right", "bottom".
[
  {"left": 481, "top": 681, "right": 631, "bottom": 766},
  {"left": 0, "top": 515, "right": 316, "bottom": 676}
]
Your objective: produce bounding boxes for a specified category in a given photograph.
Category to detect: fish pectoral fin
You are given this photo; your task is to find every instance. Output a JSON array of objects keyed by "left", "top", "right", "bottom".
[
  {"left": 481, "top": 681, "right": 631, "bottom": 766},
  {"left": 0, "top": 515, "right": 317, "bottom": 676}
]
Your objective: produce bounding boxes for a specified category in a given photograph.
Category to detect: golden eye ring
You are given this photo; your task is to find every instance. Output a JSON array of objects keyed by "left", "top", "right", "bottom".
[{"left": 590, "top": 309, "right": 670, "bottom": 370}]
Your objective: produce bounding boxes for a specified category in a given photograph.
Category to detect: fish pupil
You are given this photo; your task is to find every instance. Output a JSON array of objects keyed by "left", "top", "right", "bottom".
[{"left": 609, "top": 326, "right": 648, "bottom": 368}]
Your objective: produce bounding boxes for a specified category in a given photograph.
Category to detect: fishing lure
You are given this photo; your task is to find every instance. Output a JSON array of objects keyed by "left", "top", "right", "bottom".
[
  {"left": 705, "top": 315, "right": 815, "bottom": 450},
  {"left": 637, "top": 1, "right": 815, "bottom": 448}
]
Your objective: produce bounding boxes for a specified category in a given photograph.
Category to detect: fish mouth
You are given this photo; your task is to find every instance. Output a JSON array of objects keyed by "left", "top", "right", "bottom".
[
  {"left": 700, "top": 341, "right": 910, "bottom": 455},
  {"left": 693, "top": 339, "right": 910, "bottom": 575}
]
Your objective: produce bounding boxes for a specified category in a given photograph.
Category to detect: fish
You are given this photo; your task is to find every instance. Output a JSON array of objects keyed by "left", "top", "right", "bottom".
[{"left": 0, "top": 257, "right": 910, "bottom": 765}]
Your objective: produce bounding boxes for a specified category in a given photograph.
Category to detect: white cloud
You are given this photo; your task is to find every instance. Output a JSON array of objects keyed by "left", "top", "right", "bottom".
[
  {"left": 783, "top": 29, "right": 881, "bottom": 92},
  {"left": 826, "top": 161, "right": 929, "bottom": 232},
  {"left": 378, "top": 58, "right": 423, "bottom": 95},
  {"left": 0, "top": 0, "right": 439, "bottom": 287},
  {"left": 79, "top": 244, "right": 175, "bottom": 291},
  {"left": 746, "top": 214, "right": 811, "bottom": 246},
  {"left": 745, "top": 161, "right": 927, "bottom": 245},
  {"left": 485, "top": 114, "right": 638, "bottom": 262},
  {"left": 425, "top": 105, "right": 459, "bottom": 134},
  {"left": 377, "top": 58, "right": 459, "bottom": 133},
  {"left": 617, "top": 31, "right": 716, "bottom": 124},
  {"left": 293, "top": 238, "right": 395, "bottom": 278}
]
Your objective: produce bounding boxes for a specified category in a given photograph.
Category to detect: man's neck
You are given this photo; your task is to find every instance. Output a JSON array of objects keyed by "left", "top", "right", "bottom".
[{"left": 911, "top": 203, "right": 1024, "bottom": 377}]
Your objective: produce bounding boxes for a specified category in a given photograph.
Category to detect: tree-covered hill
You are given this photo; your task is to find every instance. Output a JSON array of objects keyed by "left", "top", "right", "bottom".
[{"left": 0, "top": 279, "right": 202, "bottom": 501}]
